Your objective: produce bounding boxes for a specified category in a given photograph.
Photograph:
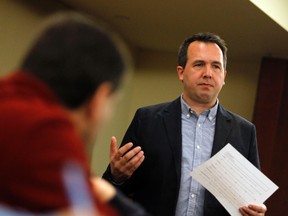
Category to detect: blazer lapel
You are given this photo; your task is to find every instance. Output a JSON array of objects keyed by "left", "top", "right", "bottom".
[
  {"left": 204, "top": 104, "right": 233, "bottom": 216},
  {"left": 211, "top": 104, "right": 233, "bottom": 156},
  {"left": 161, "top": 98, "right": 182, "bottom": 179}
]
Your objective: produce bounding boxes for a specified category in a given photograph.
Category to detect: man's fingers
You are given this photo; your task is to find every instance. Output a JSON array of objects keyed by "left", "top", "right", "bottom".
[
  {"left": 108, "top": 137, "right": 144, "bottom": 182},
  {"left": 121, "top": 146, "right": 142, "bottom": 162},
  {"left": 110, "top": 144, "right": 145, "bottom": 183},
  {"left": 124, "top": 151, "right": 145, "bottom": 176},
  {"left": 131, "top": 153, "right": 145, "bottom": 171},
  {"left": 114, "top": 142, "right": 134, "bottom": 160},
  {"left": 110, "top": 137, "right": 134, "bottom": 160},
  {"left": 248, "top": 204, "right": 267, "bottom": 213},
  {"left": 110, "top": 136, "right": 118, "bottom": 158}
]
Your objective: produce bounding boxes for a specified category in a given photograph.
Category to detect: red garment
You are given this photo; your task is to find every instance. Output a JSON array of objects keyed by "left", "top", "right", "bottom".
[{"left": 0, "top": 72, "right": 117, "bottom": 215}]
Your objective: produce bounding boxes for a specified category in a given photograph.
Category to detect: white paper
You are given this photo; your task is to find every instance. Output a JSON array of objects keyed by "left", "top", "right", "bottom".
[{"left": 191, "top": 143, "right": 278, "bottom": 216}]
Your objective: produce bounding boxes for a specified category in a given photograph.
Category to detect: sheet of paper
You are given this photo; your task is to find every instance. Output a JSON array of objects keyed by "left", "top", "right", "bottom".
[{"left": 191, "top": 143, "right": 278, "bottom": 216}]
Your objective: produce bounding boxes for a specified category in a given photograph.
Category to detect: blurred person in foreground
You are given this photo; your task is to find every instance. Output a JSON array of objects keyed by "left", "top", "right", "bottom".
[
  {"left": 0, "top": 12, "right": 148, "bottom": 216},
  {"left": 103, "top": 32, "right": 267, "bottom": 216}
]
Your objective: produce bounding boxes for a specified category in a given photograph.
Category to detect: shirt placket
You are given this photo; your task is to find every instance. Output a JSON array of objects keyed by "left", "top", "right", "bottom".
[{"left": 187, "top": 114, "right": 205, "bottom": 215}]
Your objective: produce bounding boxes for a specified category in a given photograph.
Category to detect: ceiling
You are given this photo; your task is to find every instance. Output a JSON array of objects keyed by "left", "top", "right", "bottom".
[{"left": 59, "top": 0, "right": 288, "bottom": 63}]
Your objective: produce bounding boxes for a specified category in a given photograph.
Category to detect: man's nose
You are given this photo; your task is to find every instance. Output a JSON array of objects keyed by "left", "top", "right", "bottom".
[{"left": 203, "top": 66, "right": 212, "bottom": 78}]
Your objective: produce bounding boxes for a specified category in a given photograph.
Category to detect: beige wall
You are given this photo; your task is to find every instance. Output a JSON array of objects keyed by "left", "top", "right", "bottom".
[
  {"left": 0, "top": 1, "right": 40, "bottom": 75},
  {"left": 0, "top": 0, "right": 261, "bottom": 176},
  {"left": 0, "top": 0, "right": 66, "bottom": 75}
]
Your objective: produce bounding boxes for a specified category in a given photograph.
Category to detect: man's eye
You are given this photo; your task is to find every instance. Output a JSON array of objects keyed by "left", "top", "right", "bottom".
[{"left": 213, "top": 65, "right": 221, "bottom": 69}]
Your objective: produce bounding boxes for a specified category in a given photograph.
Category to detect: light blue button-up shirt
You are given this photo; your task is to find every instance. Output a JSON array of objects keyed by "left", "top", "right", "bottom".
[{"left": 175, "top": 96, "right": 218, "bottom": 216}]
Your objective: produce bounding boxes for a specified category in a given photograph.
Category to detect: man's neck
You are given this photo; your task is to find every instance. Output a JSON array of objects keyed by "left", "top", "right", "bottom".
[{"left": 182, "top": 95, "right": 217, "bottom": 115}]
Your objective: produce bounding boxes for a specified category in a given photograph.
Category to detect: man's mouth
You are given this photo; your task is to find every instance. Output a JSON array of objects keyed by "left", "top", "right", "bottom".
[{"left": 199, "top": 83, "right": 213, "bottom": 87}]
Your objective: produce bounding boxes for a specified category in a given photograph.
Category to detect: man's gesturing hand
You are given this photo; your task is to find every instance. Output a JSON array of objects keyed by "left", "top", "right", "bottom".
[{"left": 109, "top": 136, "right": 145, "bottom": 183}]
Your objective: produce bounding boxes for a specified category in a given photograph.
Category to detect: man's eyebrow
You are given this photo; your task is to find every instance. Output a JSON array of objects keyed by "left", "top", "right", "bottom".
[
  {"left": 211, "top": 60, "right": 222, "bottom": 64},
  {"left": 192, "top": 59, "right": 205, "bottom": 63},
  {"left": 192, "top": 60, "right": 222, "bottom": 65}
]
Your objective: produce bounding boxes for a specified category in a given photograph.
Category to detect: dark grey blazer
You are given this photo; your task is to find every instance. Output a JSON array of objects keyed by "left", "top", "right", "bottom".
[{"left": 103, "top": 97, "right": 260, "bottom": 216}]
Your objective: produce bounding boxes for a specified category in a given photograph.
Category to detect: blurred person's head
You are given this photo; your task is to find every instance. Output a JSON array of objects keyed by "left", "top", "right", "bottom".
[{"left": 21, "top": 12, "right": 131, "bottom": 145}]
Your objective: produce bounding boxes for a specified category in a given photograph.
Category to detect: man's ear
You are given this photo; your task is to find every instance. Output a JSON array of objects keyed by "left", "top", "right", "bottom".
[
  {"left": 177, "top": 66, "right": 184, "bottom": 82},
  {"left": 86, "top": 82, "right": 113, "bottom": 122},
  {"left": 223, "top": 70, "right": 227, "bottom": 85}
]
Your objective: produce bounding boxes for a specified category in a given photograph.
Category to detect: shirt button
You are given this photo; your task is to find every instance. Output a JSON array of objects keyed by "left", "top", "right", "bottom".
[
  {"left": 197, "top": 145, "right": 200, "bottom": 149},
  {"left": 191, "top": 194, "right": 196, "bottom": 198},
  {"left": 186, "top": 114, "right": 190, "bottom": 118},
  {"left": 198, "top": 124, "right": 201, "bottom": 127}
]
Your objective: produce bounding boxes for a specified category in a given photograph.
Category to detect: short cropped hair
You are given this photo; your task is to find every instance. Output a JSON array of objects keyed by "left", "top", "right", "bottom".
[
  {"left": 21, "top": 12, "right": 129, "bottom": 109},
  {"left": 178, "top": 32, "right": 228, "bottom": 70}
]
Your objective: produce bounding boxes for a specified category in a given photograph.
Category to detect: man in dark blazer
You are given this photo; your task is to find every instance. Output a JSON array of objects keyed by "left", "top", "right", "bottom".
[{"left": 103, "top": 32, "right": 267, "bottom": 216}]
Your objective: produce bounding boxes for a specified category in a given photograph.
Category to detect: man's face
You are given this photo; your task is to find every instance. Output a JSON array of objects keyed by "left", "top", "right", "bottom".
[{"left": 177, "top": 41, "right": 226, "bottom": 107}]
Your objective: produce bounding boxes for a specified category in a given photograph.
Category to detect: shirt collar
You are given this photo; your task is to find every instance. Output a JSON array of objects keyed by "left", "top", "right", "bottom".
[{"left": 180, "top": 94, "right": 218, "bottom": 121}]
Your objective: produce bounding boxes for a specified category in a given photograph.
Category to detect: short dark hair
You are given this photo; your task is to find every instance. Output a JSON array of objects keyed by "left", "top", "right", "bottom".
[
  {"left": 178, "top": 32, "right": 227, "bottom": 70},
  {"left": 21, "top": 12, "right": 129, "bottom": 109}
]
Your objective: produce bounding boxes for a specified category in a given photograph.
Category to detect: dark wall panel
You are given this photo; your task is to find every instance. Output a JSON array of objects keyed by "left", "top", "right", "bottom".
[{"left": 253, "top": 57, "right": 288, "bottom": 216}]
